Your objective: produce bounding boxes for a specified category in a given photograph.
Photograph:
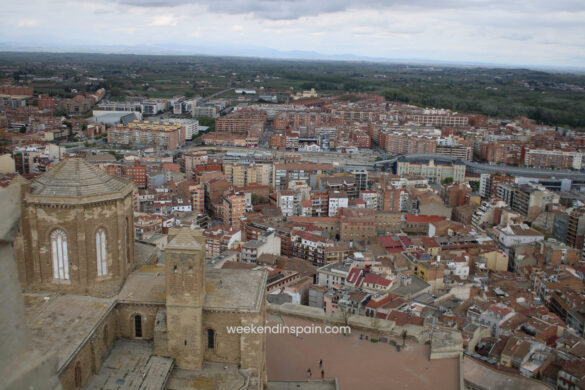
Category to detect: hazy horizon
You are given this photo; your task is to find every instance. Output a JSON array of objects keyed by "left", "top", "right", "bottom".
[{"left": 1, "top": 0, "right": 584, "bottom": 70}]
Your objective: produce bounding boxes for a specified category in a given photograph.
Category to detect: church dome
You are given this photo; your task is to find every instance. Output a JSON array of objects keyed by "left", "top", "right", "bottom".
[{"left": 28, "top": 158, "right": 134, "bottom": 203}]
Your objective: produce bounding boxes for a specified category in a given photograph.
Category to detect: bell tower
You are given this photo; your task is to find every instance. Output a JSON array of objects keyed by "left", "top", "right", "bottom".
[{"left": 165, "top": 228, "right": 205, "bottom": 369}]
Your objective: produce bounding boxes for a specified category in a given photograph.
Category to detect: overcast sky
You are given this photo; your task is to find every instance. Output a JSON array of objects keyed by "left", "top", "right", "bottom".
[{"left": 1, "top": 0, "right": 584, "bottom": 68}]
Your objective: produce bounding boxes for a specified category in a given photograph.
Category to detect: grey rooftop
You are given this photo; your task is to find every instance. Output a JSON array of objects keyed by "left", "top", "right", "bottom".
[{"left": 29, "top": 158, "right": 132, "bottom": 198}]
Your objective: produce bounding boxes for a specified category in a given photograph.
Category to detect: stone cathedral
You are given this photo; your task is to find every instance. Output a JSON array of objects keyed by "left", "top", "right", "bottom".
[{"left": 2, "top": 158, "right": 267, "bottom": 390}]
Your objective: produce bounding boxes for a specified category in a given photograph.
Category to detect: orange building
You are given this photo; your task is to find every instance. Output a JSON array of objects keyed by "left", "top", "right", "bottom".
[{"left": 222, "top": 190, "right": 246, "bottom": 230}]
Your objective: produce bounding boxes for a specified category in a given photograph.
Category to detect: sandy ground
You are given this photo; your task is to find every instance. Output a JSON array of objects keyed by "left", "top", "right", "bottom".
[{"left": 266, "top": 315, "right": 459, "bottom": 390}]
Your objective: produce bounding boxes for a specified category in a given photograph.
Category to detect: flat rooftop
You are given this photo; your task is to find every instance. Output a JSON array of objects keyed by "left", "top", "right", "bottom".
[
  {"left": 118, "top": 265, "right": 166, "bottom": 304},
  {"left": 118, "top": 266, "right": 267, "bottom": 312},
  {"left": 390, "top": 275, "right": 431, "bottom": 297},
  {"left": 204, "top": 269, "right": 267, "bottom": 312},
  {"left": 83, "top": 340, "right": 173, "bottom": 390},
  {"left": 25, "top": 294, "right": 116, "bottom": 373},
  {"left": 267, "top": 315, "right": 459, "bottom": 389}
]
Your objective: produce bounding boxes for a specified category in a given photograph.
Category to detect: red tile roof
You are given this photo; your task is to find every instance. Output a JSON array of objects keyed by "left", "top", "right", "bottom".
[
  {"left": 489, "top": 304, "right": 513, "bottom": 317},
  {"left": 346, "top": 268, "right": 363, "bottom": 285},
  {"left": 404, "top": 214, "right": 446, "bottom": 223},
  {"left": 363, "top": 273, "right": 392, "bottom": 287},
  {"left": 421, "top": 237, "right": 440, "bottom": 248},
  {"left": 379, "top": 236, "right": 403, "bottom": 249}
]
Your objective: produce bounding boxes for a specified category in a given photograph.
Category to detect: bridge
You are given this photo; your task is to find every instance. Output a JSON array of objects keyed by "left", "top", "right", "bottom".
[{"left": 358, "top": 154, "right": 585, "bottom": 181}]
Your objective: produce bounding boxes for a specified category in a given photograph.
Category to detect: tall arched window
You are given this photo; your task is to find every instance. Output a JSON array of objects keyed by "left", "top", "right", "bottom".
[
  {"left": 126, "top": 217, "right": 131, "bottom": 264},
  {"left": 207, "top": 329, "right": 215, "bottom": 349},
  {"left": 134, "top": 315, "right": 142, "bottom": 338},
  {"left": 96, "top": 228, "right": 107, "bottom": 276},
  {"left": 51, "top": 229, "right": 69, "bottom": 281}
]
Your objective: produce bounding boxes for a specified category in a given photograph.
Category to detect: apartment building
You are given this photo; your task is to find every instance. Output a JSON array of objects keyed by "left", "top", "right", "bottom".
[
  {"left": 192, "top": 105, "right": 219, "bottom": 118},
  {"left": 203, "top": 225, "right": 241, "bottom": 258},
  {"left": 319, "top": 173, "right": 358, "bottom": 199},
  {"left": 360, "top": 190, "right": 378, "bottom": 209},
  {"left": 191, "top": 183, "right": 205, "bottom": 214},
  {"left": 104, "top": 162, "right": 148, "bottom": 189},
  {"left": 222, "top": 191, "right": 246, "bottom": 230},
  {"left": 216, "top": 109, "right": 266, "bottom": 134},
  {"left": 107, "top": 120, "right": 186, "bottom": 150},
  {"left": 479, "top": 173, "right": 514, "bottom": 199},
  {"left": 166, "top": 118, "right": 199, "bottom": 139},
  {"left": 567, "top": 208, "right": 585, "bottom": 250},
  {"left": 435, "top": 144, "right": 473, "bottom": 161},
  {"left": 348, "top": 169, "right": 368, "bottom": 191},
  {"left": 273, "top": 162, "right": 334, "bottom": 190},
  {"left": 277, "top": 190, "right": 295, "bottom": 217},
  {"left": 223, "top": 161, "right": 273, "bottom": 187},
  {"left": 496, "top": 183, "right": 560, "bottom": 219},
  {"left": 396, "top": 158, "right": 466, "bottom": 183},
  {"left": 328, "top": 191, "right": 349, "bottom": 217},
  {"left": 241, "top": 231, "right": 281, "bottom": 264},
  {"left": 337, "top": 207, "right": 402, "bottom": 241},
  {"left": 291, "top": 230, "right": 335, "bottom": 266},
  {"left": 523, "top": 148, "right": 582, "bottom": 170},
  {"left": 382, "top": 133, "right": 437, "bottom": 155},
  {"left": 409, "top": 110, "right": 469, "bottom": 127}
]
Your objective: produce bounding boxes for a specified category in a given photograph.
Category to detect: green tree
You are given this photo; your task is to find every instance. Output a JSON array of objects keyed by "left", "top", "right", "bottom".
[
  {"left": 441, "top": 177, "right": 454, "bottom": 185},
  {"left": 56, "top": 109, "right": 67, "bottom": 117},
  {"left": 339, "top": 305, "right": 352, "bottom": 327},
  {"left": 196, "top": 117, "right": 215, "bottom": 132}
]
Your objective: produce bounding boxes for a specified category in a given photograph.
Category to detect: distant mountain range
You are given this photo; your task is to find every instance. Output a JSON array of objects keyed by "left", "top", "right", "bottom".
[{"left": 0, "top": 41, "right": 583, "bottom": 74}]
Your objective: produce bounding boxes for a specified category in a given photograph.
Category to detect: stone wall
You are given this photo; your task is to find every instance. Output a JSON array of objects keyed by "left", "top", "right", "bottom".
[
  {"left": 117, "top": 303, "right": 160, "bottom": 340},
  {"left": 202, "top": 311, "right": 242, "bottom": 364},
  {"left": 201, "top": 307, "right": 267, "bottom": 390},
  {"left": 167, "top": 306, "right": 204, "bottom": 369},
  {"left": 17, "top": 192, "right": 135, "bottom": 297},
  {"left": 154, "top": 308, "right": 168, "bottom": 356},
  {"left": 59, "top": 306, "right": 118, "bottom": 390}
]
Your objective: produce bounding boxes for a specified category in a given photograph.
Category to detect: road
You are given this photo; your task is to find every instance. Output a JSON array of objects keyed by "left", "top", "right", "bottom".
[{"left": 201, "top": 88, "right": 234, "bottom": 102}]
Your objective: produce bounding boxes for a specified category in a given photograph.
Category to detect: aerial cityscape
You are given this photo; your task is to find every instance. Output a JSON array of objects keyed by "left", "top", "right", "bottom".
[{"left": 1, "top": 1, "right": 585, "bottom": 390}]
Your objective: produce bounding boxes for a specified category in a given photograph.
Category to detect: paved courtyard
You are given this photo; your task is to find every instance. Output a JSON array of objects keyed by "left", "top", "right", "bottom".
[
  {"left": 266, "top": 315, "right": 459, "bottom": 390},
  {"left": 83, "top": 340, "right": 173, "bottom": 390}
]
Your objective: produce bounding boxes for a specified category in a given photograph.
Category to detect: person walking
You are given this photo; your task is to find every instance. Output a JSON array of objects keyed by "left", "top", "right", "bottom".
[
  {"left": 321, "top": 369, "right": 325, "bottom": 379},
  {"left": 307, "top": 368, "right": 312, "bottom": 381}
]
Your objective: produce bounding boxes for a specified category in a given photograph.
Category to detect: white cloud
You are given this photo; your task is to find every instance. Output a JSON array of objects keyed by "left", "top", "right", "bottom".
[
  {"left": 150, "top": 14, "right": 177, "bottom": 26},
  {"left": 16, "top": 19, "right": 39, "bottom": 28},
  {"left": 0, "top": 0, "right": 583, "bottom": 67}
]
